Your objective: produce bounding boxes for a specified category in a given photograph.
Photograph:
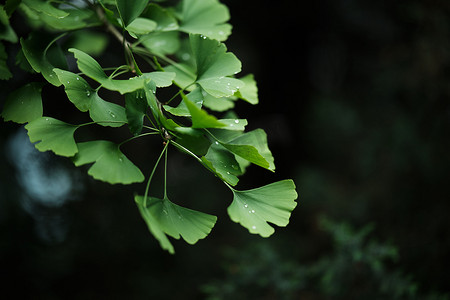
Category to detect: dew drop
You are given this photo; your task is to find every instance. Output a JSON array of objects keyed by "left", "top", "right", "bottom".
[
  {"left": 226, "top": 171, "right": 230, "bottom": 175},
  {"left": 118, "top": 157, "right": 123, "bottom": 162},
  {"left": 251, "top": 209, "right": 255, "bottom": 213},
  {"left": 109, "top": 111, "right": 116, "bottom": 118},
  {"left": 234, "top": 119, "right": 239, "bottom": 124},
  {"left": 244, "top": 204, "right": 248, "bottom": 208},
  {"left": 67, "top": 81, "right": 70, "bottom": 84},
  {"left": 252, "top": 226, "right": 256, "bottom": 230},
  {"left": 76, "top": 77, "right": 80, "bottom": 80},
  {"left": 215, "top": 141, "right": 219, "bottom": 145},
  {"left": 86, "top": 90, "right": 91, "bottom": 97},
  {"left": 45, "top": 118, "right": 49, "bottom": 121}
]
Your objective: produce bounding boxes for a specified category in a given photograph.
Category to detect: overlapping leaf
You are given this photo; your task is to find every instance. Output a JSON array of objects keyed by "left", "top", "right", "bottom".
[
  {"left": 227, "top": 180, "right": 298, "bottom": 237},
  {"left": 73, "top": 140, "right": 144, "bottom": 184},
  {"left": 69, "top": 48, "right": 175, "bottom": 94},
  {"left": 1, "top": 82, "right": 43, "bottom": 123},
  {"left": 166, "top": 34, "right": 242, "bottom": 98},
  {"left": 135, "top": 195, "right": 217, "bottom": 254},
  {"left": 116, "top": 0, "right": 148, "bottom": 27},
  {"left": 21, "top": 33, "right": 67, "bottom": 86},
  {"left": 220, "top": 129, "right": 275, "bottom": 171},
  {"left": 54, "top": 69, "right": 127, "bottom": 127},
  {"left": 177, "top": 0, "right": 231, "bottom": 41},
  {"left": 25, "top": 117, "right": 78, "bottom": 156}
]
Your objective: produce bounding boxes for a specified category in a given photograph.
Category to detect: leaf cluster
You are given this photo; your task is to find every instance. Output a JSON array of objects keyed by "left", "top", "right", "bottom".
[{"left": 0, "top": 0, "right": 298, "bottom": 253}]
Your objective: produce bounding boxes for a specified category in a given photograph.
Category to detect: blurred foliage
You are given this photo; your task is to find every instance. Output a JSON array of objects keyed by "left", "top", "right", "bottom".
[{"left": 202, "top": 217, "right": 448, "bottom": 300}]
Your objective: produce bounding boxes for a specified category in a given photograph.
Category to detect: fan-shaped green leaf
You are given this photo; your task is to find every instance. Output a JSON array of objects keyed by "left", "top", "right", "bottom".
[
  {"left": 70, "top": 48, "right": 175, "bottom": 94},
  {"left": 135, "top": 195, "right": 175, "bottom": 254},
  {"left": 235, "top": 74, "right": 258, "bottom": 105},
  {"left": 1, "top": 82, "right": 44, "bottom": 123},
  {"left": 125, "top": 90, "right": 147, "bottom": 135},
  {"left": 183, "top": 95, "right": 226, "bottom": 129},
  {"left": 25, "top": 117, "right": 78, "bottom": 156},
  {"left": 221, "top": 129, "right": 275, "bottom": 171},
  {"left": 54, "top": 69, "right": 127, "bottom": 127},
  {"left": 189, "top": 34, "right": 242, "bottom": 97},
  {"left": 201, "top": 142, "right": 241, "bottom": 186},
  {"left": 126, "top": 17, "right": 157, "bottom": 38},
  {"left": 23, "top": 0, "right": 69, "bottom": 18},
  {"left": 136, "top": 195, "right": 217, "bottom": 247},
  {"left": 178, "top": 0, "right": 231, "bottom": 41},
  {"left": 21, "top": 33, "right": 67, "bottom": 86},
  {"left": 227, "top": 180, "right": 298, "bottom": 237},
  {"left": 116, "top": 0, "right": 148, "bottom": 27},
  {"left": 144, "top": 3, "right": 178, "bottom": 32},
  {"left": 73, "top": 140, "right": 144, "bottom": 184},
  {"left": 54, "top": 69, "right": 93, "bottom": 112}
]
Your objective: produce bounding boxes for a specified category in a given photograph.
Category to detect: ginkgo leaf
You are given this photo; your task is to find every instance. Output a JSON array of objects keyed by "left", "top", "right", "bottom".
[
  {"left": 201, "top": 142, "right": 241, "bottom": 186},
  {"left": 125, "top": 90, "right": 147, "bottom": 135},
  {"left": 21, "top": 33, "right": 67, "bottom": 86},
  {"left": 235, "top": 74, "right": 259, "bottom": 105},
  {"left": 126, "top": 17, "right": 157, "bottom": 38},
  {"left": 177, "top": 0, "right": 231, "bottom": 41},
  {"left": 23, "top": 0, "right": 69, "bottom": 18},
  {"left": 25, "top": 117, "right": 78, "bottom": 156},
  {"left": 54, "top": 68, "right": 127, "bottom": 127},
  {"left": 227, "top": 180, "right": 298, "bottom": 237},
  {"left": 135, "top": 195, "right": 217, "bottom": 249},
  {"left": 164, "top": 87, "right": 203, "bottom": 117},
  {"left": 220, "top": 129, "right": 275, "bottom": 171},
  {"left": 190, "top": 34, "right": 243, "bottom": 98},
  {"left": 73, "top": 140, "right": 144, "bottom": 184},
  {"left": 135, "top": 195, "right": 175, "bottom": 254},
  {"left": 1, "top": 82, "right": 44, "bottom": 123},
  {"left": 69, "top": 48, "right": 175, "bottom": 94},
  {"left": 183, "top": 95, "right": 226, "bottom": 129},
  {"left": 143, "top": 3, "right": 178, "bottom": 32},
  {"left": 116, "top": 0, "right": 148, "bottom": 27}
]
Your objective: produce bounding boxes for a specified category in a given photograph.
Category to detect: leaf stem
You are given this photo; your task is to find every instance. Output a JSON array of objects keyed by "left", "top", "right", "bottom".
[
  {"left": 118, "top": 132, "right": 159, "bottom": 149},
  {"left": 143, "top": 141, "right": 170, "bottom": 208}
]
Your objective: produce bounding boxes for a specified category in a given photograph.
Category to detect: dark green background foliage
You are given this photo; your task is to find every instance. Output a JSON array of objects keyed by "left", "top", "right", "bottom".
[{"left": 1, "top": 0, "right": 450, "bottom": 299}]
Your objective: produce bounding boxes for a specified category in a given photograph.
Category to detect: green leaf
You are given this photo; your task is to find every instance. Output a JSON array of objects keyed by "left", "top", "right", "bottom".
[
  {"left": 73, "top": 140, "right": 145, "bottom": 184},
  {"left": 38, "top": 8, "right": 94, "bottom": 30},
  {"left": 89, "top": 95, "right": 127, "bottom": 127},
  {"left": 116, "top": 0, "right": 148, "bottom": 27},
  {"left": 201, "top": 142, "right": 241, "bottom": 186},
  {"left": 178, "top": 0, "right": 231, "bottom": 41},
  {"left": 183, "top": 95, "right": 226, "bottom": 129},
  {"left": 126, "top": 17, "right": 157, "bottom": 38},
  {"left": 227, "top": 180, "right": 298, "bottom": 237},
  {"left": 0, "top": 42, "right": 12, "bottom": 80},
  {"left": 221, "top": 129, "right": 275, "bottom": 171},
  {"left": 135, "top": 195, "right": 175, "bottom": 254},
  {"left": 217, "top": 119, "right": 247, "bottom": 131},
  {"left": 21, "top": 33, "right": 67, "bottom": 86},
  {"left": 25, "top": 117, "right": 78, "bottom": 156},
  {"left": 54, "top": 69, "right": 127, "bottom": 127},
  {"left": 190, "top": 34, "right": 243, "bottom": 97},
  {"left": 135, "top": 195, "right": 217, "bottom": 249},
  {"left": 143, "top": 3, "right": 178, "bottom": 32},
  {"left": 125, "top": 90, "right": 147, "bottom": 135},
  {"left": 164, "top": 87, "right": 203, "bottom": 117},
  {"left": 235, "top": 74, "right": 259, "bottom": 105},
  {"left": 23, "top": 0, "right": 69, "bottom": 18},
  {"left": 1, "top": 82, "right": 43, "bottom": 123},
  {"left": 141, "top": 31, "right": 180, "bottom": 56},
  {"left": 64, "top": 30, "right": 109, "bottom": 56},
  {"left": 203, "top": 93, "right": 235, "bottom": 112},
  {"left": 54, "top": 69, "right": 92, "bottom": 112},
  {"left": 69, "top": 48, "right": 175, "bottom": 94}
]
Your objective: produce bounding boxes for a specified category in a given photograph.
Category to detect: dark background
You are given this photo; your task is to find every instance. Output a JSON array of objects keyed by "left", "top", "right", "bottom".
[{"left": 1, "top": 0, "right": 450, "bottom": 299}]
